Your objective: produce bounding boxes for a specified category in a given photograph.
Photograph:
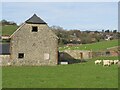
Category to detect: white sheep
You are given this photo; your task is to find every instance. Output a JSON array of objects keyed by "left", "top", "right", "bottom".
[
  {"left": 68, "top": 48, "right": 70, "bottom": 50},
  {"left": 109, "top": 60, "right": 114, "bottom": 64},
  {"left": 118, "top": 61, "right": 120, "bottom": 67},
  {"left": 103, "top": 60, "right": 111, "bottom": 66},
  {"left": 95, "top": 60, "right": 102, "bottom": 65},
  {"left": 7, "top": 62, "right": 11, "bottom": 66},
  {"left": 114, "top": 60, "right": 119, "bottom": 64}
]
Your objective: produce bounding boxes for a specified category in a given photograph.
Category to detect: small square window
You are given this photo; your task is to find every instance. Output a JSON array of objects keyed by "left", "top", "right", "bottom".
[
  {"left": 18, "top": 53, "right": 24, "bottom": 59},
  {"left": 32, "top": 26, "right": 38, "bottom": 32}
]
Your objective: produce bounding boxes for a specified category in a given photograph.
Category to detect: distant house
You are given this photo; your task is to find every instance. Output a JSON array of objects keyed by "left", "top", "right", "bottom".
[{"left": 9, "top": 14, "right": 58, "bottom": 66}]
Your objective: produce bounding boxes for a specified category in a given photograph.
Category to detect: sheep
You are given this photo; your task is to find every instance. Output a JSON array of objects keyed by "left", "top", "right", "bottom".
[
  {"left": 95, "top": 60, "right": 102, "bottom": 65},
  {"left": 7, "top": 62, "right": 11, "bottom": 66},
  {"left": 118, "top": 61, "right": 120, "bottom": 67},
  {"left": 114, "top": 60, "right": 119, "bottom": 64},
  {"left": 68, "top": 48, "right": 70, "bottom": 50},
  {"left": 103, "top": 60, "right": 111, "bottom": 66},
  {"left": 109, "top": 60, "right": 114, "bottom": 64}
]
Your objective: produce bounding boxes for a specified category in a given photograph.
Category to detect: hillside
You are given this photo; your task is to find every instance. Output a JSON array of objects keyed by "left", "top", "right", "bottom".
[
  {"left": 59, "top": 39, "right": 118, "bottom": 51},
  {"left": 1, "top": 25, "right": 18, "bottom": 35}
]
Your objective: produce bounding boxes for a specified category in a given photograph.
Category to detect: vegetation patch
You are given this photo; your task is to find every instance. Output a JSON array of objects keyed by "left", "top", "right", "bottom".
[{"left": 1, "top": 25, "right": 18, "bottom": 35}]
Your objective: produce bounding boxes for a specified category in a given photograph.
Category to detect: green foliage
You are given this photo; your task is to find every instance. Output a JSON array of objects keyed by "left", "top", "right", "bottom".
[
  {"left": 51, "top": 26, "right": 119, "bottom": 45},
  {"left": 89, "top": 56, "right": 119, "bottom": 60},
  {"left": 1, "top": 19, "right": 17, "bottom": 26}
]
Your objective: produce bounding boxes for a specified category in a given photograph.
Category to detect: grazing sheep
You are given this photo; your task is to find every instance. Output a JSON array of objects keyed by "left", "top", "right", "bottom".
[
  {"left": 118, "top": 61, "right": 120, "bottom": 67},
  {"left": 103, "top": 60, "right": 111, "bottom": 66},
  {"left": 114, "top": 60, "right": 119, "bottom": 64},
  {"left": 109, "top": 60, "right": 114, "bottom": 64},
  {"left": 7, "top": 62, "right": 11, "bottom": 66},
  {"left": 95, "top": 60, "right": 102, "bottom": 65},
  {"left": 68, "top": 48, "right": 70, "bottom": 50}
]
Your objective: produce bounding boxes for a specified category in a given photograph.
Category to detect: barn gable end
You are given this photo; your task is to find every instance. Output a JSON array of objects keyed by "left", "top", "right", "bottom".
[{"left": 10, "top": 14, "right": 58, "bottom": 66}]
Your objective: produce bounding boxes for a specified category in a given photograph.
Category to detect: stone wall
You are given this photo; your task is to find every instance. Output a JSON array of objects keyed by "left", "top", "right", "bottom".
[
  {"left": 92, "top": 50, "right": 119, "bottom": 57},
  {"left": 0, "top": 55, "right": 10, "bottom": 66},
  {"left": 59, "top": 50, "right": 92, "bottom": 61},
  {"left": 10, "top": 23, "right": 58, "bottom": 66}
]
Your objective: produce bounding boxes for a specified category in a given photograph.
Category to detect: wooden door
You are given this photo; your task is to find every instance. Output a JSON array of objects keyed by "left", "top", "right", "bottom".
[{"left": 80, "top": 53, "right": 83, "bottom": 59}]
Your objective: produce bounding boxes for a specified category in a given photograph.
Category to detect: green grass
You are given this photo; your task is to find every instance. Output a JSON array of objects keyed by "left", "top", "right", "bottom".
[
  {"left": 2, "top": 57, "right": 118, "bottom": 88},
  {"left": 0, "top": 25, "right": 18, "bottom": 35},
  {"left": 59, "top": 39, "right": 118, "bottom": 51},
  {"left": 89, "top": 56, "right": 120, "bottom": 60}
]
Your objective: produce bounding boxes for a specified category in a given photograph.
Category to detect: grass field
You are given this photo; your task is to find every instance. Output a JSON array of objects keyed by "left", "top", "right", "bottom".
[
  {"left": 1, "top": 25, "right": 18, "bottom": 35},
  {"left": 2, "top": 56, "right": 118, "bottom": 88},
  {"left": 59, "top": 39, "right": 118, "bottom": 51}
]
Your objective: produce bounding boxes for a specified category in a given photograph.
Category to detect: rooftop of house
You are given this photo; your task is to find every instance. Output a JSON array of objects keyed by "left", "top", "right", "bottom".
[{"left": 25, "top": 14, "right": 47, "bottom": 24}]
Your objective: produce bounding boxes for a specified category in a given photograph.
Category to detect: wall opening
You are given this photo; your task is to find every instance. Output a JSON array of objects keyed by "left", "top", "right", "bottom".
[
  {"left": 18, "top": 53, "right": 24, "bottom": 59},
  {"left": 32, "top": 26, "right": 38, "bottom": 32},
  {"left": 106, "top": 51, "right": 110, "bottom": 55},
  {"left": 80, "top": 52, "right": 83, "bottom": 59}
]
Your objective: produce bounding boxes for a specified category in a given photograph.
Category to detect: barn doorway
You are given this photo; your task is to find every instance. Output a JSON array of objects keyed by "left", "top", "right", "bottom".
[{"left": 80, "top": 52, "right": 83, "bottom": 59}]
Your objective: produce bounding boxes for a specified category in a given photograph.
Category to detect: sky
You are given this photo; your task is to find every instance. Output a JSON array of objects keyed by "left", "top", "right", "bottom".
[{"left": 1, "top": 2, "right": 118, "bottom": 31}]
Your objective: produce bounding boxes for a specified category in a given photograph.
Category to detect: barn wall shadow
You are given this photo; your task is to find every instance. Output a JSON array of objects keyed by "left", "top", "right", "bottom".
[{"left": 58, "top": 52, "right": 87, "bottom": 64}]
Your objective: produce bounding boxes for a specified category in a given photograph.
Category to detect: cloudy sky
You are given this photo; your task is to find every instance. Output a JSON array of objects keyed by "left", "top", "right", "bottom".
[{"left": 2, "top": 2, "right": 118, "bottom": 30}]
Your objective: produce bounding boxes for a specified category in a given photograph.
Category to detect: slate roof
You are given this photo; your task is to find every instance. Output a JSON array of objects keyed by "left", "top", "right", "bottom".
[
  {"left": 25, "top": 14, "right": 47, "bottom": 24},
  {"left": 0, "top": 44, "right": 10, "bottom": 55}
]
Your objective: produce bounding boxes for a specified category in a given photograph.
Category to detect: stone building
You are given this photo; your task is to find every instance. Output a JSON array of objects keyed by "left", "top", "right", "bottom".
[
  {"left": 9, "top": 14, "right": 58, "bottom": 66},
  {"left": 59, "top": 50, "right": 92, "bottom": 63}
]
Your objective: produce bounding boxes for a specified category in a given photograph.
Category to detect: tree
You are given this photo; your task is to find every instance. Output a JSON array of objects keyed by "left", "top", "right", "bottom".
[
  {"left": 1, "top": 19, "right": 8, "bottom": 25},
  {"left": 102, "top": 29, "right": 104, "bottom": 32},
  {"left": 105, "top": 29, "right": 110, "bottom": 33},
  {"left": 1, "top": 19, "right": 17, "bottom": 25},
  {"left": 113, "top": 30, "right": 117, "bottom": 33}
]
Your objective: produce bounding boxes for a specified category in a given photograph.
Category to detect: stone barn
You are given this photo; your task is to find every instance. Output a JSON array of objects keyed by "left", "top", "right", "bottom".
[{"left": 9, "top": 14, "right": 58, "bottom": 66}]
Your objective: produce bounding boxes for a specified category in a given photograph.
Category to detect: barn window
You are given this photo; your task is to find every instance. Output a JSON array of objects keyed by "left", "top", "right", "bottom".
[
  {"left": 32, "top": 26, "right": 38, "bottom": 32},
  {"left": 44, "top": 53, "right": 50, "bottom": 60},
  {"left": 18, "top": 53, "right": 24, "bottom": 59}
]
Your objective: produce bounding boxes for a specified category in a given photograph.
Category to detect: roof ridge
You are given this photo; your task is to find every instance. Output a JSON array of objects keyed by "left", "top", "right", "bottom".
[{"left": 25, "top": 14, "right": 47, "bottom": 24}]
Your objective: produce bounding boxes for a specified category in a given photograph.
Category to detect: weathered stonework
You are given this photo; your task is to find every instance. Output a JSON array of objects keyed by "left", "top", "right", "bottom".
[
  {"left": 0, "top": 55, "right": 10, "bottom": 66},
  {"left": 10, "top": 23, "right": 58, "bottom": 66},
  {"left": 59, "top": 50, "right": 92, "bottom": 61}
]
